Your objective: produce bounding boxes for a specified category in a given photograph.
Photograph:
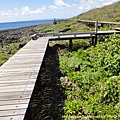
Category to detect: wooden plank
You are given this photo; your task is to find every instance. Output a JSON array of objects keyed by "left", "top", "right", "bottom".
[
  {"left": 1, "top": 78, "right": 33, "bottom": 83},
  {"left": 0, "top": 62, "right": 38, "bottom": 69},
  {"left": 0, "top": 72, "right": 38, "bottom": 79},
  {"left": 0, "top": 90, "right": 32, "bottom": 97},
  {"left": 78, "top": 19, "right": 120, "bottom": 25},
  {"left": 49, "top": 30, "right": 120, "bottom": 41},
  {"left": 0, "top": 76, "right": 31, "bottom": 80},
  {"left": 49, "top": 34, "right": 95, "bottom": 41},
  {"left": 0, "top": 109, "right": 26, "bottom": 117},
  {"left": 0, "top": 66, "right": 37, "bottom": 71},
  {"left": 0, "top": 85, "right": 34, "bottom": 93},
  {"left": 4, "top": 64, "right": 40, "bottom": 68},
  {"left": 0, "top": 64, "right": 40, "bottom": 69},
  {"left": 1, "top": 60, "right": 42, "bottom": 66},
  {"left": 0, "top": 115, "right": 25, "bottom": 120},
  {"left": 0, "top": 71, "right": 39, "bottom": 77},
  {"left": 0, "top": 104, "right": 28, "bottom": 111},
  {"left": 97, "top": 30, "right": 120, "bottom": 35},
  {"left": 0, "top": 99, "right": 30, "bottom": 105},
  {"left": 0, "top": 91, "right": 32, "bottom": 100},
  {"left": 0, "top": 84, "right": 35, "bottom": 90},
  {"left": 78, "top": 19, "right": 95, "bottom": 23},
  {"left": 0, "top": 94, "right": 31, "bottom": 101},
  {"left": 115, "top": 28, "right": 120, "bottom": 31},
  {"left": 0, "top": 80, "right": 36, "bottom": 86}
]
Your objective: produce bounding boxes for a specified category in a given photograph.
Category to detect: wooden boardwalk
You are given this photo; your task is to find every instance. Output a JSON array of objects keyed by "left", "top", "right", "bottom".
[
  {"left": 0, "top": 37, "right": 49, "bottom": 120},
  {"left": 0, "top": 28, "right": 120, "bottom": 119}
]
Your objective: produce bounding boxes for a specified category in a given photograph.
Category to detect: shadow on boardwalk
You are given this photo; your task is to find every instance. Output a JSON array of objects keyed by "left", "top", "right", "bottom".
[{"left": 30, "top": 44, "right": 66, "bottom": 120}]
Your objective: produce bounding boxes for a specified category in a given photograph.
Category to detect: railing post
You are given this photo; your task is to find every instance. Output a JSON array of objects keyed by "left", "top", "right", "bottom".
[
  {"left": 95, "top": 35, "right": 97, "bottom": 45},
  {"left": 95, "top": 21, "right": 98, "bottom": 45},
  {"left": 95, "top": 21, "right": 98, "bottom": 33},
  {"left": 69, "top": 39, "right": 72, "bottom": 51},
  {"left": 91, "top": 37, "right": 94, "bottom": 46}
]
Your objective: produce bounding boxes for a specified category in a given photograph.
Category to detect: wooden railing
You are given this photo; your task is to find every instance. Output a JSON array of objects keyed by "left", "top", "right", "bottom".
[{"left": 78, "top": 19, "right": 120, "bottom": 25}]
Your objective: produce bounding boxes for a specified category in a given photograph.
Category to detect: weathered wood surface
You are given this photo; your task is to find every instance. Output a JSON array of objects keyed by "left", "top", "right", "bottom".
[
  {"left": 0, "top": 37, "right": 49, "bottom": 120},
  {"left": 49, "top": 30, "right": 120, "bottom": 41},
  {"left": 97, "top": 30, "right": 120, "bottom": 35},
  {"left": 49, "top": 33, "right": 95, "bottom": 41},
  {"left": 115, "top": 28, "right": 120, "bottom": 31},
  {"left": 78, "top": 19, "right": 120, "bottom": 25}
]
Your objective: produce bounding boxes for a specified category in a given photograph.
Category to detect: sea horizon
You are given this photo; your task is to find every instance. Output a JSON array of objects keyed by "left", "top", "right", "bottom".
[{"left": 0, "top": 18, "right": 64, "bottom": 31}]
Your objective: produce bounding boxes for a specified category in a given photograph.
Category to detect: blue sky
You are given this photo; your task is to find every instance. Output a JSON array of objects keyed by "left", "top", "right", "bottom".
[{"left": 0, "top": 0, "right": 119, "bottom": 23}]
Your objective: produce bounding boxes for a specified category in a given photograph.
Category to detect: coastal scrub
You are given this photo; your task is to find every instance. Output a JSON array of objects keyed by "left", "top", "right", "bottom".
[{"left": 59, "top": 34, "right": 120, "bottom": 119}]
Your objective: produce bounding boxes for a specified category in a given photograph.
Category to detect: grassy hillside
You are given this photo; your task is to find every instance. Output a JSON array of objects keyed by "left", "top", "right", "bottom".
[
  {"left": 34, "top": 1, "right": 120, "bottom": 33},
  {"left": 77, "top": 1, "right": 120, "bottom": 22}
]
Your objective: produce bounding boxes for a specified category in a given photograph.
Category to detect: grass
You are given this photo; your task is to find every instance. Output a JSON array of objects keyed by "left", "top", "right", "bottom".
[
  {"left": 0, "top": 39, "right": 29, "bottom": 66},
  {"left": 77, "top": 1, "right": 120, "bottom": 22}
]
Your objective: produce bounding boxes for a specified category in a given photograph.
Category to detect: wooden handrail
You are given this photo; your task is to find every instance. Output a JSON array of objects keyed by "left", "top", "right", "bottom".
[
  {"left": 53, "top": 32, "right": 95, "bottom": 36},
  {"left": 78, "top": 19, "right": 120, "bottom": 25},
  {"left": 38, "top": 32, "right": 58, "bottom": 37}
]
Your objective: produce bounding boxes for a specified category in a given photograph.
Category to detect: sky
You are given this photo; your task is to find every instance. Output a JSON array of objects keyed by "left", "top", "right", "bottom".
[{"left": 0, "top": 0, "right": 119, "bottom": 23}]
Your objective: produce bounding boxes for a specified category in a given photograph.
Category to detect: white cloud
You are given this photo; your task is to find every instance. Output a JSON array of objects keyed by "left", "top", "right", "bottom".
[
  {"left": 0, "top": 5, "right": 47, "bottom": 19},
  {"left": 21, "top": 6, "right": 30, "bottom": 15},
  {"left": 21, "top": 5, "right": 46, "bottom": 15},
  {"left": 49, "top": 0, "right": 71, "bottom": 10},
  {"left": 78, "top": 0, "right": 100, "bottom": 11},
  {"left": 54, "top": 0, "right": 71, "bottom": 7},
  {"left": 49, "top": 5, "right": 58, "bottom": 9},
  {"left": 100, "top": 0, "right": 119, "bottom": 6},
  {"left": 72, "top": 4, "right": 77, "bottom": 7},
  {"left": 77, "top": 0, "right": 120, "bottom": 13},
  {"left": 0, "top": 9, "right": 18, "bottom": 17}
]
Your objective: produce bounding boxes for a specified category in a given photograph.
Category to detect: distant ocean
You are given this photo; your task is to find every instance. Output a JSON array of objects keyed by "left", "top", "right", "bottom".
[{"left": 0, "top": 19, "right": 54, "bottom": 31}]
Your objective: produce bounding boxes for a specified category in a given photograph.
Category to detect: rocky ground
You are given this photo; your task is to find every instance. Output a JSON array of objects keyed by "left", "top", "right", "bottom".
[{"left": 0, "top": 25, "right": 37, "bottom": 45}]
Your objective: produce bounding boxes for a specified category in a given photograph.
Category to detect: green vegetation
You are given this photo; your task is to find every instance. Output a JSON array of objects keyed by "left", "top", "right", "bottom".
[
  {"left": 0, "top": 39, "right": 29, "bottom": 66},
  {"left": 77, "top": 1, "right": 120, "bottom": 22},
  {"left": 0, "top": 43, "right": 20, "bottom": 65},
  {"left": 59, "top": 34, "right": 120, "bottom": 119}
]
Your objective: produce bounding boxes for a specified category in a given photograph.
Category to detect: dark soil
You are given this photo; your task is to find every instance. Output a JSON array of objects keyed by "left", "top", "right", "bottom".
[{"left": 29, "top": 45, "right": 66, "bottom": 120}]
